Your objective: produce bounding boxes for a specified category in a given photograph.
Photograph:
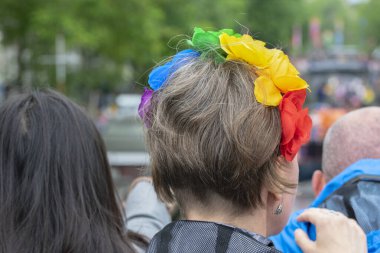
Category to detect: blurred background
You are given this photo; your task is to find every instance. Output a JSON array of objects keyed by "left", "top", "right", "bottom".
[{"left": 1, "top": 0, "right": 380, "bottom": 208}]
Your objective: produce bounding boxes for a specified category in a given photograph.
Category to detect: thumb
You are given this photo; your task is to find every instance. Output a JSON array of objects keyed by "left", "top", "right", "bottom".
[{"left": 295, "top": 229, "right": 315, "bottom": 253}]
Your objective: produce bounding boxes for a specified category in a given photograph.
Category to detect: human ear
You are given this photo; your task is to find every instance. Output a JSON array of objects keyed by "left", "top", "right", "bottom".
[
  {"left": 311, "top": 170, "right": 326, "bottom": 197},
  {"left": 269, "top": 189, "right": 282, "bottom": 203},
  {"left": 265, "top": 190, "right": 282, "bottom": 217}
]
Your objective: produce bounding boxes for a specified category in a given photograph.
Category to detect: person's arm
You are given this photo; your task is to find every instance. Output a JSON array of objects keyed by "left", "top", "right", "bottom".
[{"left": 124, "top": 177, "right": 171, "bottom": 240}]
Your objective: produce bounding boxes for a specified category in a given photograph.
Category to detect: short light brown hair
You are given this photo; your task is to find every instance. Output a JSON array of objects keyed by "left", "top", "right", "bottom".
[{"left": 146, "top": 57, "right": 293, "bottom": 211}]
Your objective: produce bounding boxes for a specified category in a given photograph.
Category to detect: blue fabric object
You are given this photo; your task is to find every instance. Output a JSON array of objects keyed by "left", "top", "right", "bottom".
[
  {"left": 148, "top": 49, "right": 200, "bottom": 91},
  {"left": 270, "top": 159, "right": 380, "bottom": 253},
  {"left": 368, "top": 230, "right": 380, "bottom": 253}
]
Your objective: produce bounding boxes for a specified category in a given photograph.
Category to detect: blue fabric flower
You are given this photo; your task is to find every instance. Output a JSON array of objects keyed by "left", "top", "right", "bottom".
[{"left": 148, "top": 49, "right": 200, "bottom": 91}]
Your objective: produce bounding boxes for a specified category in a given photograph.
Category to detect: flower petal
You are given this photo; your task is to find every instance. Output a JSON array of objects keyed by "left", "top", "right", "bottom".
[
  {"left": 279, "top": 101, "right": 298, "bottom": 145},
  {"left": 148, "top": 63, "right": 173, "bottom": 91},
  {"left": 268, "top": 50, "right": 287, "bottom": 76},
  {"left": 288, "top": 62, "right": 300, "bottom": 76},
  {"left": 281, "top": 89, "right": 307, "bottom": 110},
  {"left": 192, "top": 27, "right": 220, "bottom": 52},
  {"left": 254, "top": 76, "right": 282, "bottom": 106},
  {"left": 274, "top": 75, "right": 309, "bottom": 93},
  {"left": 138, "top": 88, "right": 153, "bottom": 126},
  {"left": 190, "top": 28, "right": 241, "bottom": 62},
  {"left": 295, "top": 108, "right": 312, "bottom": 142},
  {"left": 148, "top": 49, "right": 200, "bottom": 91},
  {"left": 281, "top": 109, "right": 312, "bottom": 161},
  {"left": 220, "top": 33, "right": 270, "bottom": 67},
  {"left": 279, "top": 90, "right": 312, "bottom": 161},
  {"left": 172, "top": 49, "right": 200, "bottom": 62}
]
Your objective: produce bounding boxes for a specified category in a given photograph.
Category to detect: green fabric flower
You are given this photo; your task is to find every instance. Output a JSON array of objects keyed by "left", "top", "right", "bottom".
[{"left": 187, "top": 27, "right": 241, "bottom": 63}]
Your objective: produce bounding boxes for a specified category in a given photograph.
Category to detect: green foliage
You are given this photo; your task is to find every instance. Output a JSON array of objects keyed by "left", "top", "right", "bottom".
[
  {"left": 360, "top": 0, "right": 380, "bottom": 50},
  {"left": 0, "top": 0, "right": 315, "bottom": 96},
  {"left": 245, "top": 0, "right": 303, "bottom": 48}
]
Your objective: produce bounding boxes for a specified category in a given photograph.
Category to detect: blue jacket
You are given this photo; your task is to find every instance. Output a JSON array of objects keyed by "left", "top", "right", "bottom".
[{"left": 271, "top": 159, "right": 380, "bottom": 253}]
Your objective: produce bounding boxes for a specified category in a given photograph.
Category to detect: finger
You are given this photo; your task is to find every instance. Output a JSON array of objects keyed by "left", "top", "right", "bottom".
[
  {"left": 296, "top": 208, "right": 329, "bottom": 224},
  {"left": 348, "top": 218, "right": 363, "bottom": 230},
  {"left": 295, "top": 229, "right": 315, "bottom": 252},
  {"left": 326, "top": 210, "right": 342, "bottom": 216},
  {"left": 349, "top": 219, "right": 366, "bottom": 240}
]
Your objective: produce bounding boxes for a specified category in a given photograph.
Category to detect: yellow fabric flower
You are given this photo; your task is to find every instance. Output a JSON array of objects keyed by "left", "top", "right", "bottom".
[
  {"left": 255, "top": 49, "right": 308, "bottom": 105},
  {"left": 219, "top": 33, "right": 270, "bottom": 68},
  {"left": 254, "top": 76, "right": 283, "bottom": 106},
  {"left": 261, "top": 49, "right": 300, "bottom": 77},
  {"left": 219, "top": 33, "right": 309, "bottom": 106}
]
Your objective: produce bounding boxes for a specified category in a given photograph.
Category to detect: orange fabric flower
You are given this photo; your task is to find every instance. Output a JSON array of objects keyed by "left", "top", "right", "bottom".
[{"left": 279, "top": 90, "right": 312, "bottom": 161}]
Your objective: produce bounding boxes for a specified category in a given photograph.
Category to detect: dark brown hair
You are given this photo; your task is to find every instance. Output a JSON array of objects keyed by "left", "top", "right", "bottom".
[
  {"left": 146, "top": 58, "right": 293, "bottom": 212},
  {"left": 0, "top": 90, "right": 140, "bottom": 253}
]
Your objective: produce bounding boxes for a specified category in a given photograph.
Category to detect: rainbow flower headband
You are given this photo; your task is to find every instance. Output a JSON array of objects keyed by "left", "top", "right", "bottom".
[{"left": 139, "top": 27, "right": 312, "bottom": 161}]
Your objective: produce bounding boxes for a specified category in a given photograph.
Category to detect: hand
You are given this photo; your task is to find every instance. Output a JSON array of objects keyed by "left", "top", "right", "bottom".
[{"left": 294, "top": 208, "right": 367, "bottom": 253}]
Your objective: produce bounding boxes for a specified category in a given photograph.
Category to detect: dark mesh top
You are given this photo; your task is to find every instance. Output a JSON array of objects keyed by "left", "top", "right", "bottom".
[{"left": 147, "top": 220, "right": 281, "bottom": 253}]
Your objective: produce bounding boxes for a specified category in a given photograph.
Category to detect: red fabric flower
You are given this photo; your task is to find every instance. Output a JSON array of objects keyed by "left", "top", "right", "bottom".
[{"left": 279, "top": 89, "right": 312, "bottom": 161}]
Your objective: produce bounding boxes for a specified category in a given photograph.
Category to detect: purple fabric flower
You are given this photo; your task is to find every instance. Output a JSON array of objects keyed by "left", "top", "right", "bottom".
[
  {"left": 148, "top": 49, "right": 200, "bottom": 91},
  {"left": 138, "top": 88, "right": 153, "bottom": 125}
]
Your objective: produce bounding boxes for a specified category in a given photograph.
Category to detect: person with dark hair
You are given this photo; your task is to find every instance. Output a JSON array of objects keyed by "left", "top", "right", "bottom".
[
  {"left": 138, "top": 27, "right": 367, "bottom": 253},
  {"left": 0, "top": 89, "right": 168, "bottom": 253}
]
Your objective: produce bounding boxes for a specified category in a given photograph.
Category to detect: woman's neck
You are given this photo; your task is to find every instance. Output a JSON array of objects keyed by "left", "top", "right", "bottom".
[{"left": 183, "top": 194, "right": 269, "bottom": 236}]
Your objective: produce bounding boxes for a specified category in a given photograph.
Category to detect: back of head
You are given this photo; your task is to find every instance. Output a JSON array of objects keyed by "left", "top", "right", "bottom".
[
  {"left": 147, "top": 58, "right": 288, "bottom": 212},
  {"left": 322, "top": 106, "right": 380, "bottom": 180},
  {"left": 0, "top": 90, "right": 132, "bottom": 253},
  {"left": 143, "top": 28, "right": 311, "bottom": 230}
]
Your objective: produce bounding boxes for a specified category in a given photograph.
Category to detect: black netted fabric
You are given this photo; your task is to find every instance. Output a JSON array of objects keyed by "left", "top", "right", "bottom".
[
  {"left": 319, "top": 175, "right": 380, "bottom": 234},
  {"left": 147, "top": 220, "right": 281, "bottom": 253}
]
